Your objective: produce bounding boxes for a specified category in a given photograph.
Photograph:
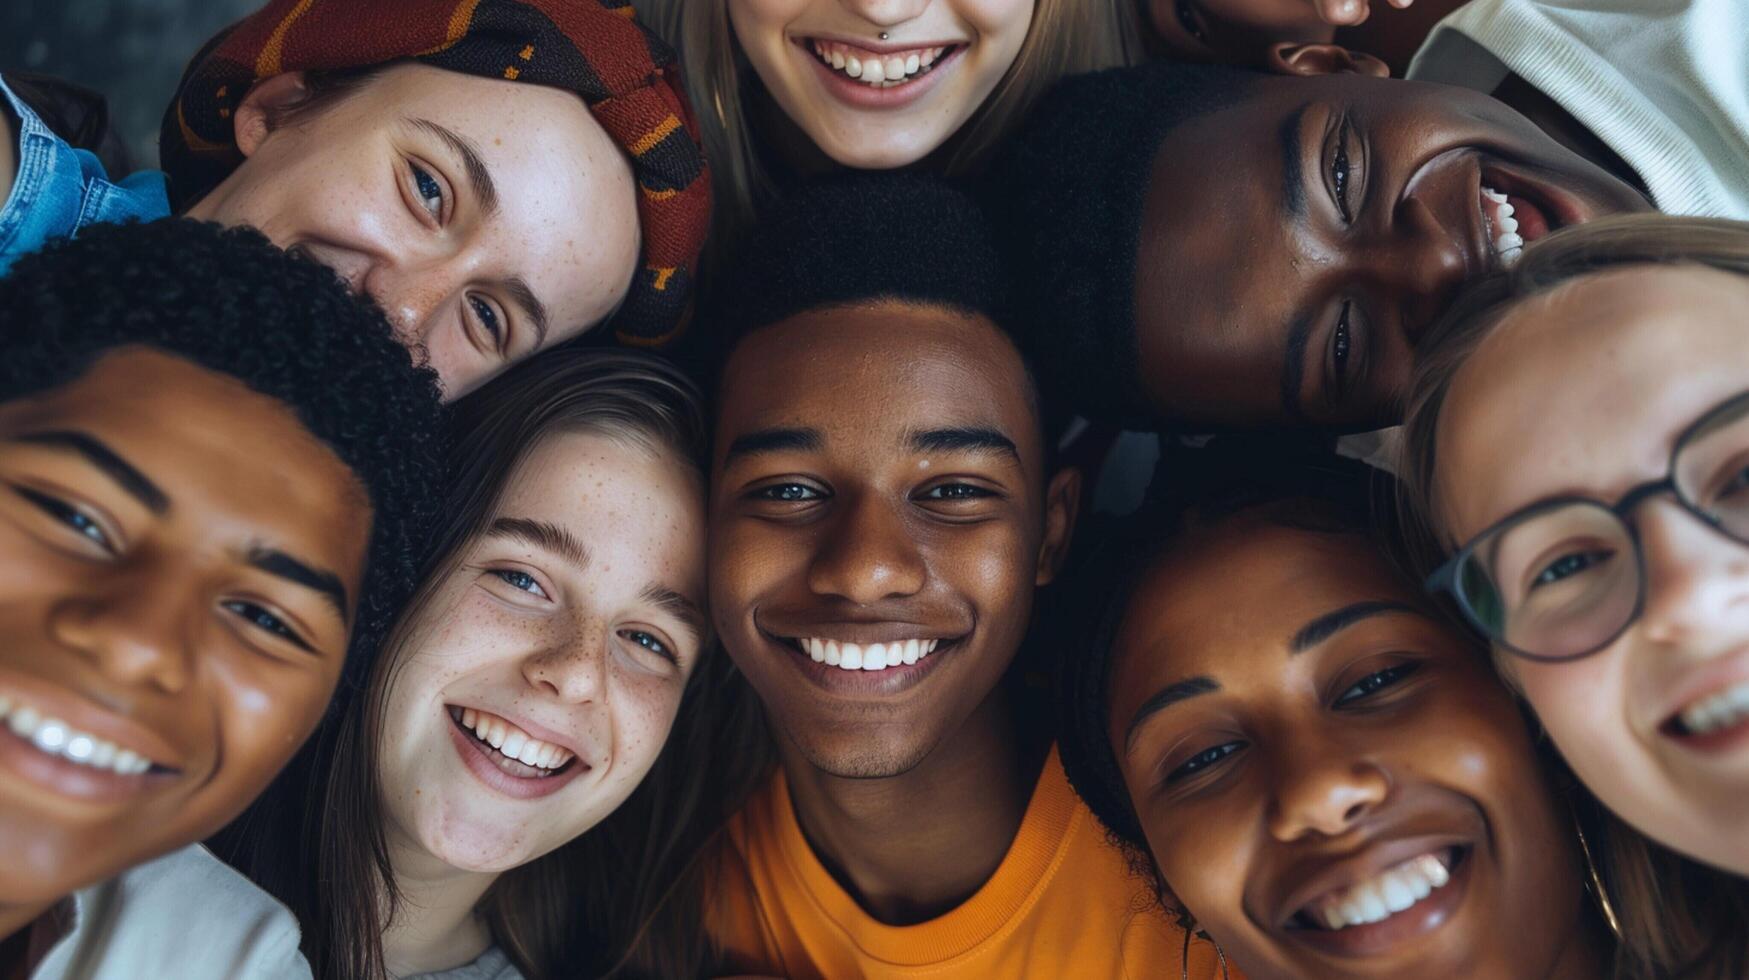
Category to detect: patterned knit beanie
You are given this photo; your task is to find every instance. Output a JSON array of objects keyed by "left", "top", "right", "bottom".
[{"left": 161, "top": 0, "right": 711, "bottom": 347}]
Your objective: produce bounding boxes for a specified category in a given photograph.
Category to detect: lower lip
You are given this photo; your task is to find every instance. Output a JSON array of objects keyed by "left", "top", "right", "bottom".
[
  {"left": 771, "top": 635, "right": 960, "bottom": 697},
  {"left": 799, "top": 41, "right": 961, "bottom": 111},
  {"left": 0, "top": 725, "right": 173, "bottom": 805},
  {"left": 1282, "top": 848, "right": 1474, "bottom": 959},
  {"left": 445, "top": 713, "right": 587, "bottom": 801}
]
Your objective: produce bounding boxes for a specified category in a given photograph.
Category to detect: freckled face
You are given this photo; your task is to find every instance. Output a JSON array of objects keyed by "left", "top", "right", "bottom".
[
  {"left": 375, "top": 432, "right": 705, "bottom": 872},
  {"left": 189, "top": 63, "right": 640, "bottom": 399},
  {"left": 1108, "top": 520, "right": 1583, "bottom": 979},
  {"left": 709, "top": 302, "right": 1070, "bottom": 778},
  {"left": 1436, "top": 264, "right": 1749, "bottom": 876},
  {"left": 729, "top": 0, "right": 1034, "bottom": 169},
  {"left": 0, "top": 348, "right": 369, "bottom": 906}
]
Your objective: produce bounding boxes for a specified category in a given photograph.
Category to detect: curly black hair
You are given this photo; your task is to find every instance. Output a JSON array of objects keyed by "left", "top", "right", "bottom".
[
  {"left": 0, "top": 218, "right": 447, "bottom": 698},
  {"left": 987, "top": 61, "right": 1262, "bottom": 427},
  {"left": 1055, "top": 441, "right": 1389, "bottom": 907}
]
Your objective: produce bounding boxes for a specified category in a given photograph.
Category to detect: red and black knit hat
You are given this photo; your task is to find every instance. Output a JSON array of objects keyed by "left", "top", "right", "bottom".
[{"left": 160, "top": 0, "right": 711, "bottom": 347}]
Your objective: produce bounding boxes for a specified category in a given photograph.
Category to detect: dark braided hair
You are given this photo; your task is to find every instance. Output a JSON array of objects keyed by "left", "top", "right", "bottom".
[
  {"left": 0, "top": 218, "right": 447, "bottom": 695},
  {"left": 987, "top": 61, "right": 1262, "bottom": 426},
  {"left": 1056, "top": 440, "right": 1388, "bottom": 908}
]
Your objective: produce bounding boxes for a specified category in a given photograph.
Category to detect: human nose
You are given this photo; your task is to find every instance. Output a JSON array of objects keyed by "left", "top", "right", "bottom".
[
  {"left": 48, "top": 573, "right": 194, "bottom": 694},
  {"left": 1364, "top": 196, "right": 1468, "bottom": 346},
  {"left": 521, "top": 627, "right": 607, "bottom": 704},
  {"left": 1267, "top": 738, "right": 1391, "bottom": 841},
  {"left": 806, "top": 493, "right": 927, "bottom": 604},
  {"left": 1635, "top": 499, "right": 1749, "bottom": 648},
  {"left": 838, "top": 0, "right": 931, "bottom": 29},
  {"left": 360, "top": 262, "right": 458, "bottom": 351}
]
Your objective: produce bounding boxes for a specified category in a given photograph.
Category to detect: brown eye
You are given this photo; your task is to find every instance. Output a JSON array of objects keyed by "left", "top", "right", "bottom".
[{"left": 1175, "top": 0, "right": 1208, "bottom": 40}]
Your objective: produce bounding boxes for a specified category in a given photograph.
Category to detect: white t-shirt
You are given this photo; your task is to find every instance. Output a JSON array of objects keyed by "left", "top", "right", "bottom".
[
  {"left": 1408, "top": 0, "right": 1749, "bottom": 219},
  {"left": 31, "top": 844, "right": 311, "bottom": 980}
]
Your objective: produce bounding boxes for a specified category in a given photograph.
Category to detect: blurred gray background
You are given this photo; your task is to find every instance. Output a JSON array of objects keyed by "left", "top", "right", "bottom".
[{"left": 2, "top": 0, "right": 261, "bottom": 171}]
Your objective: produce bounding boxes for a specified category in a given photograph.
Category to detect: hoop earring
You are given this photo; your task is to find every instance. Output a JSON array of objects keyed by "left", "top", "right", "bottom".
[
  {"left": 1572, "top": 810, "right": 1624, "bottom": 940},
  {"left": 1180, "top": 923, "right": 1230, "bottom": 980}
]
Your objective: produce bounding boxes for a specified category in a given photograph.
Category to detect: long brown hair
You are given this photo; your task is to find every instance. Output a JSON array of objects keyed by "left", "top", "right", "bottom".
[
  {"left": 212, "top": 347, "right": 766, "bottom": 979},
  {"left": 1397, "top": 214, "right": 1749, "bottom": 980},
  {"left": 633, "top": 0, "right": 1129, "bottom": 253}
]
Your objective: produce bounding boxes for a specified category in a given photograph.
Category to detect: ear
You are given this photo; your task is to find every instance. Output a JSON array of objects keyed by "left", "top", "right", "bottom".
[
  {"left": 1266, "top": 42, "right": 1391, "bottom": 78},
  {"left": 1035, "top": 467, "right": 1084, "bottom": 587},
  {"left": 233, "top": 71, "right": 311, "bottom": 157}
]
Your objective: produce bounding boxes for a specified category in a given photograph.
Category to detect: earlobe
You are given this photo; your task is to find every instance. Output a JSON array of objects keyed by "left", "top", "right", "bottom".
[
  {"left": 1035, "top": 467, "right": 1084, "bottom": 587},
  {"left": 233, "top": 71, "right": 311, "bottom": 157},
  {"left": 1267, "top": 43, "right": 1392, "bottom": 79}
]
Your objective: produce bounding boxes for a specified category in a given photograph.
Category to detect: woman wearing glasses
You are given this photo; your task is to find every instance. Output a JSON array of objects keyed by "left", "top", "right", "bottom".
[{"left": 1399, "top": 215, "right": 1749, "bottom": 978}]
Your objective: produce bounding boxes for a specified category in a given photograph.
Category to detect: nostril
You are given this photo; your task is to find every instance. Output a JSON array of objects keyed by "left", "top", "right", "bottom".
[{"left": 1343, "top": 801, "right": 1367, "bottom": 822}]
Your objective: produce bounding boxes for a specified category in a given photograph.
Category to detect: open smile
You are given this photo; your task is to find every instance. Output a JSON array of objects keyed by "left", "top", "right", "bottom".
[
  {"left": 1275, "top": 839, "right": 1476, "bottom": 959},
  {"left": 1662, "top": 679, "right": 1749, "bottom": 749},
  {"left": 804, "top": 39, "right": 959, "bottom": 88},
  {"left": 444, "top": 705, "right": 590, "bottom": 800},
  {"left": 1474, "top": 160, "right": 1588, "bottom": 267},
  {"left": 0, "top": 689, "right": 181, "bottom": 804}
]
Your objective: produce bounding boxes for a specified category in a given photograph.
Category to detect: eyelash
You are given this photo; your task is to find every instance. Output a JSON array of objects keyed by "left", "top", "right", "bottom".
[
  {"left": 410, "top": 161, "right": 445, "bottom": 220},
  {"left": 221, "top": 599, "right": 314, "bottom": 653},
  {"left": 467, "top": 295, "right": 505, "bottom": 351},
  {"left": 620, "top": 628, "right": 677, "bottom": 664},
  {"left": 918, "top": 483, "right": 992, "bottom": 501},
  {"left": 1331, "top": 117, "right": 1355, "bottom": 223},
  {"left": 755, "top": 483, "right": 825, "bottom": 503},
  {"left": 15, "top": 485, "right": 115, "bottom": 552},
  {"left": 492, "top": 569, "right": 551, "bottom": 600},
  {"left": 1330, "top": 300, "right": 1354, "bottom": 397},
  {"left": 1334, "top": 661, "right": 1423, "bottom": 707},
  {"left": 1167, "top": 740, "right": 1243, "bottom": 783}
]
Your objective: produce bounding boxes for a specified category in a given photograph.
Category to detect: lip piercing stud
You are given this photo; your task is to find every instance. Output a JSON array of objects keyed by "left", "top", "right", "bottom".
[{"left": 879, "top": 32, "right": 890, "bottom": 39}]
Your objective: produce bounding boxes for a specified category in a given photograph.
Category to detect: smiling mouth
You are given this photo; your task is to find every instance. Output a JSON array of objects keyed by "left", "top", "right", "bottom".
[
  {"left": 0, "top": 693, "right": 172, "bottom": 777},
  {"left": 1664, "top": 680, "right": 1749, "bottom": 740},
  {"left": 447, "top": 706, "right": 578, "bottom": 779},
  {"left": 1289, "top": 846, "right": 1466, "bottom": 933},
  {"left": 805, "top": 39, "right": 958, "bottom": 88}
]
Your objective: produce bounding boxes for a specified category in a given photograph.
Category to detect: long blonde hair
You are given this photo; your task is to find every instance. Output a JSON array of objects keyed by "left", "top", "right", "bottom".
[{"left": 635, "top": 0, "right": 1128, "bottom": 253}]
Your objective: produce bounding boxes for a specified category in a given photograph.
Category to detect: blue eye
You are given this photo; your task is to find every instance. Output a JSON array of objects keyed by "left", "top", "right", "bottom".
[
  {"left": 222, "top": 599, "right": 312, "bottom": 652},
  {"left": 410, "top": 163, "right": 443, "bottom": 217},
  {"left": 1532, "top": 550, "right": 1612, "bottom": 588},
  {"left": 757, "top": 484, "right": 820, "bottom": 502},
  {"left": 620, "top": 628, "right": 675, "bottom": 663},
  {"left": 467, "top": 296, "right": 503, "bottom": 347},
  {"left": 1334, "top": 662, "right": 1421, "bottom": 707},
  {"left": 493, "top": 569, "right": 549, "bottom": 599},
  {"left": 16, "top": 486, "right": 113, "bottom": 551},
  {"left": 1168, "top": 741, "right": 1242, "bottom": 783}
]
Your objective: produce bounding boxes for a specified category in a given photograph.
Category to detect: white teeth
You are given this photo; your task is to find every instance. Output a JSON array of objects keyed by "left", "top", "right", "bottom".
[
  {"left": 798, "top": 637, "right": 942, "bottom": 672},
  {"left": 1679, "top": 681, "right": 1749, "bottom": 735},
  {"left": 1304, "top": 852, "right": 1454, "bottom": 931},
  {"left": 1481, "top": 184, "right": 1526, "bottom": 267},
  {"left": 811, "top": 41, "right": 945, "bottom": 87},
  {"left": 0, "top": 696, "right": 158, "bottom": 776},
  {"left": 1497, "top": 231, "right": 1524, "bottom": 250},
  {"left": 454, "top": 706, "right": 573, "bottom": 771}
]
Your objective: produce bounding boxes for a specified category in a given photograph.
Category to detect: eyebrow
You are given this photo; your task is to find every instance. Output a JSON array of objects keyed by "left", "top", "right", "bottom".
[
  {"left": 1279, "top": 101, "right": 1311, "bottom": 221},
  {"left": 501, "top": 276, "right": 550, "bottom": 350},
  {"left": 1125, "top": 675, "right": 1220, "bottom": 751},
  {"left": 14, "top": 431, "right": 169, "bottom": 514},
  {"left": 246, "top": 545, "right": 350, "bottom": 624},
  {"left": 641, "top": 583, "right": 708, "bottom": 642},
  {"left": 411, "top": 117, "right": 498, "bottom": 216},
  {"left": 723, "top": 427, "right": 823, "bottom": 465},
  {"left": 1290, "top": 600, "right": 1419, "bottom": 653},
  {"left": 907, "top": 426, "right": 1020, "bottom": 462},
  {"left": 489, "top": 516, "right": 591, "bottom": 568}
]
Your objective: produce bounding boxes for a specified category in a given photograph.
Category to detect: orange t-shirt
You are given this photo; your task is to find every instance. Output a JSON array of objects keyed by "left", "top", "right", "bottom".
[{"left": 707, "top": 745, "right": 1234, "bottom": 979}]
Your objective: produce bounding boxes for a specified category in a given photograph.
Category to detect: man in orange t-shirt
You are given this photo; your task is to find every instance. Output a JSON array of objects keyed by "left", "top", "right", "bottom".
[{"left": 701, "top": 176, "right": 1232, "bottom": 979}]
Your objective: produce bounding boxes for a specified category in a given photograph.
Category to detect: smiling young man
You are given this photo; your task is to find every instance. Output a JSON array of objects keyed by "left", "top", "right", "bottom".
[
  {"left": 991, "top": 48, "right": 1659, "bottom": 432},
  {"left": 0, "top": 219, "right": 444, "bottom": 978},
  {"left": 700, "top": 176, "right": 1217, "bottom": 978}
]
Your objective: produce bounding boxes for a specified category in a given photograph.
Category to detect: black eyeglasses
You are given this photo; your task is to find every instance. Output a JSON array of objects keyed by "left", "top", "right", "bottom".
[{"left": 1426, "top": 389, "right": 1749, "bottom": 663}]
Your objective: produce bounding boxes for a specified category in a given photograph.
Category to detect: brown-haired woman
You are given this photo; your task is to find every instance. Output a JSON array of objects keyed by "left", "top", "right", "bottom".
[
  {"left": 1397, "top": 214, "right": 1749, "bottom": 979},
  {"left": 213, "top": 348, "right": 764, "bottom": 979}
]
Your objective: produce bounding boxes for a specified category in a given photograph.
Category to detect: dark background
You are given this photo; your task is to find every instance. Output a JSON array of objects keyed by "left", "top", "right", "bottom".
[{"left": 2, "top": 0, "right": 260, "bottom": 171}]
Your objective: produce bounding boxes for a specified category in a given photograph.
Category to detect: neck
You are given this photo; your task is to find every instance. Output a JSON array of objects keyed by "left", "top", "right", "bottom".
[
  {"left": 380, "top": 827, "right": 498, "bottom": 978},
  {"left": 1543, "top": 904, "right": 1611, "bottom": 980},
  {"left": 780, "top": 689, "right": 1045, "bottom": 925}
]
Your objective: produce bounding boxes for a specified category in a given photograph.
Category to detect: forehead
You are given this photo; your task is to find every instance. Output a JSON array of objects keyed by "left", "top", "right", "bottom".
[
  {"left": 716, "top": 302, "right": 1040, "bottom": 458},
  {"left": 1437, "top": 265, "right": 1749, "bottom": 540},
  {"left": 0, "top": 347, "right": 371, "bottom": 579}
]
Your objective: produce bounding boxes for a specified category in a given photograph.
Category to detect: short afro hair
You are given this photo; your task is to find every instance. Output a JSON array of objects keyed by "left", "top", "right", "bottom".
[
  {"left": 0, "top": 219, "right": 447, "bottom": 698},
  {"left": 988, "top": 61, "right": 1262, "bottom": 426},
  {"left": 711, "top": 172, "right": 1049, "bottom": 428},
  {"left": 1055, "top": 441, "right": 1391, "bottom": 907}
]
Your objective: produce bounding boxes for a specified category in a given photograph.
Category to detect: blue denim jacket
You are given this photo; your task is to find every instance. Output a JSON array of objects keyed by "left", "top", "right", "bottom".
[{"left": 0, "top": 75, "right": 170, "bottom": 275}]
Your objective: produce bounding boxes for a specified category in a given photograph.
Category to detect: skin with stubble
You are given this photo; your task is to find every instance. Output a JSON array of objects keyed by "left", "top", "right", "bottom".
[
  {"left": 184, "top": 64, "right": 640, "bottom": 398},
  {"left": 1109, "top": 516, "right": 1600, "bottom": 979},
  {"left": 1131, "top": 60, "right": 1650, "bottom": 430},
  {"left": 1434, "top": 265, "right": 1749, "bottom": 876},
  {"left": 0, "top": 348, "right": 371, "bottom": 943},
  {"left": 709, "top": 301, "right": 1077, "bottom": 921}
]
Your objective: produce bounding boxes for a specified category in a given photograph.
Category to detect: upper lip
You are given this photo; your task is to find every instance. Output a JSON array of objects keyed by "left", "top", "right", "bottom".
[
  {"left": 758, "top": 614, "right": 970, "bottom": 647},
  {"left": 0, "top": 670, "right": 186, "bottom": 771},
  {"left": 1264, "top": 811, "right": 1481, "bottom": 929},
  {"left": 1645, "top": 646, "right": 1749, "bottom": 732},
  {"left": 795, "top": 33, "right": 966, "bottom": 55},
  {"left": 449, "top": 702, "right": 594, "bottom": 767}
]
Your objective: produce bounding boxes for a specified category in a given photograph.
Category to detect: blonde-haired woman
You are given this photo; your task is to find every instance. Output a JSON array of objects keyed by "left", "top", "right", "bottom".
[{"left": 635, "top": 0, "right": 1126, "bottom": 251}]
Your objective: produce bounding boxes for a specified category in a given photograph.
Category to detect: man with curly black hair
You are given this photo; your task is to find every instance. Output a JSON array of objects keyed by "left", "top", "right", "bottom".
[{"left": 0, "top": 218, "right": 444, "bottom": 979}]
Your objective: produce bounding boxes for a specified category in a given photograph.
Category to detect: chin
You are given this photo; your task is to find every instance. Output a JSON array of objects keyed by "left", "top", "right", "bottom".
[{"left": 812, "top": 123, "right": 949, "bottom": 171}]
